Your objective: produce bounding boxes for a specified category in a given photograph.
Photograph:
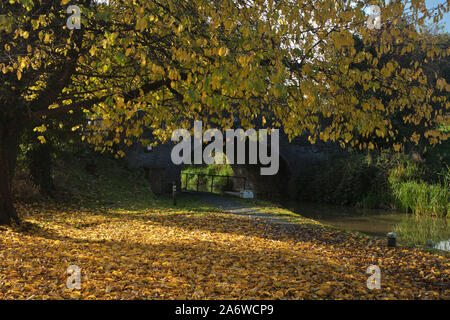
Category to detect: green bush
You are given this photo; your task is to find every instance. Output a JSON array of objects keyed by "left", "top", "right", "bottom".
[
  {"left": 181, "top": 163, "right": 234, "bottom": 193},
  {"left": 289, "top": 152, "right": 395, "bottom": 208},
  {"left": 24, "top": 142, "right": 55, "bottom": 197}
]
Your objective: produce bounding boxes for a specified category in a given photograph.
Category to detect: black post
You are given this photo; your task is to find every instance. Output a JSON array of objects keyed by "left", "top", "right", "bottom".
[
  {"left": 387, "top": 232, "right": 397, "bottom": 247},
  {"left": 172, "top": 181, "right": 177, "bottom": 206},
  {"left": 197, "top": 175, "right": 199, "bottom": 192},
  {"left": 211, "top": 176, "right": 214, "bottom": 193},
  {"left": 185, "top": 174, "right": 188, "bottom": 190}
]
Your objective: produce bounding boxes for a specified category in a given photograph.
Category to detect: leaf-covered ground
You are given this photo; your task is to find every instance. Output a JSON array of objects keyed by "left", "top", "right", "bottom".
[
  {"left": 2, "top": 158, "right": 448, "bottom": 300},
  {"left": 0, "top": 196, "right": 448, "bottom": 300}
]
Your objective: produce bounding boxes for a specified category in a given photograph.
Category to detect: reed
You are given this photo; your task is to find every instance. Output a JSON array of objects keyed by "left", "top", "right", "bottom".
[{"left": 393, "top": 181, "right": 449, "bottom": 217}]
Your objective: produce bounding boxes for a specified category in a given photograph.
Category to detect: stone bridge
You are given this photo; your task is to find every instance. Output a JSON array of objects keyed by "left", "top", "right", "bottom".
[{"left": 125, "top": 130, "right": 340, "bottom": 197}]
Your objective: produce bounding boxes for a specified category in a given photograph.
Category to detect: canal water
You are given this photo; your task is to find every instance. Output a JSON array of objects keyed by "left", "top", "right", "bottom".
[{"left": 281, "top": 201, "right": 450, "bottom": 252}]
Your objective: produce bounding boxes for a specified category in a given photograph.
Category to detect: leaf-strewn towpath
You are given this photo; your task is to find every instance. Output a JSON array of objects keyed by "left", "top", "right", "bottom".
[
  {"left": 0, "top": 194, "right": 448, "bottom": 300},
  {"left": 191, "top": 192, "right": 295, "bottom": 227}
]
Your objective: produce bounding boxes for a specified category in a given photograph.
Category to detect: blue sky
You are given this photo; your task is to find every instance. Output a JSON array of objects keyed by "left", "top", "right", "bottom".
[{"left": 425, "top": 0, "right": 450, "bottom": 33}]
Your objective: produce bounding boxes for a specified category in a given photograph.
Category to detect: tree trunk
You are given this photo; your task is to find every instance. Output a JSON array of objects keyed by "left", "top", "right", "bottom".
[{"left": 0, "top": 123, "right": 20, "bottom": 225}]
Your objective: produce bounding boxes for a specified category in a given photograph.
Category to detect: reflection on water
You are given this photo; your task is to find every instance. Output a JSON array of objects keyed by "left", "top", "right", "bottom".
[
  {"left": 434, "top": 240, "right": 450, "bottom": 251},
  {"left": 282, "top": 201, "right": 405, "bottom": 236},
  {"left": 282, "top": 201, "right": 450, "bottom": 252}
]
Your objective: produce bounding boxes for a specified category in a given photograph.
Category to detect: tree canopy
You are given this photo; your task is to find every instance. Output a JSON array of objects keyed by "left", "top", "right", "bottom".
[{"left": 0, "top": 0, "right": 449, "bottom": 224}]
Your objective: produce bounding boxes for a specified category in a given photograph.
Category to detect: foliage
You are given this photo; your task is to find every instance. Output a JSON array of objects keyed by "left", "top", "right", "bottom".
[
  {"left": 424, "top": 141, "right": 450, "bottom": 182},
  {"left": 52, "top": 150, "right": 153, "bottom": 208},
  {"left": 393, "top": 181, "right": 449, "bottom": 217},
  {"left": 1, "top": 0, "right": 449, "bottom": 224},
  {"left": 16, "top": 108, "right": 89, "bottom": 197},
  {"left": 24, "top": 141, "right": 55, "bottom": 197},
  {"left": 289, "top": 152, "right": 392, "bottom": 207},
  {"left": 348, "top": 30, "right": 450, "bottom": 153},
  {"left": 182, "top": 163, "right": 234, "bottom": 193},
  {"left": 1, "top": 0, "right": 449, "bottom": 150},
  {"left": 290, "top": 148, "right": 449, "bottom": 216}
]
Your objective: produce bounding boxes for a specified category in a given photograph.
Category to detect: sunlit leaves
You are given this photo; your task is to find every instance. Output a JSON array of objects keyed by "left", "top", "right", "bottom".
[
  {"left": 1, "top": 0, "right": 449, "bottom": 153},
  {"left": 0, "top": 199, "right": 448, "bottom": 299}
]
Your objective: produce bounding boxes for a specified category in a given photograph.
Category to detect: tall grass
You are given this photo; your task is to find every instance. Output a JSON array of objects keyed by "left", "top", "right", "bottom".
[{"left": 393, "top": 181, "right": 449, "bottom": 217}]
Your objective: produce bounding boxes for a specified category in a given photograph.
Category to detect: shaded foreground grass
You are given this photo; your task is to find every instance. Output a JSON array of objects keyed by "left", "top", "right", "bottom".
[{"left": 1, "top": 158, "right": 449, "bottom": 299}]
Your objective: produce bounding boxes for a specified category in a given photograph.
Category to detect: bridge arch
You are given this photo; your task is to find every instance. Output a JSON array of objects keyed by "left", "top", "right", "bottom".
[
  {"left": 231, "top": 153, "right": 291, "bottom": 198},
  {"left": 124, "top": 130, "right": 340, "bottom": 197}
]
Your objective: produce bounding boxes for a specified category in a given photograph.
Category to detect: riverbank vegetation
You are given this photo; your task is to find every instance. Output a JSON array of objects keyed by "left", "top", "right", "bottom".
[{"left": 289, "top": 147, "right": 449, "bottom": 217}]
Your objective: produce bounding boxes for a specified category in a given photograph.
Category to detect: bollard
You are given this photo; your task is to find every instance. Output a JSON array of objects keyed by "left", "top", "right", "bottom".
[
  {"left": 387, "top": 232, "right": 397, "bottom": 247},
  {"left": 172, "top": 182, "right": 177, "bottom": 206}
]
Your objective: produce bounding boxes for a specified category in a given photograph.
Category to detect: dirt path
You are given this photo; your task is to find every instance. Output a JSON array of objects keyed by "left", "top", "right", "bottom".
[{"left": 191, "top": 192, "right": 295, "bottom": 228}]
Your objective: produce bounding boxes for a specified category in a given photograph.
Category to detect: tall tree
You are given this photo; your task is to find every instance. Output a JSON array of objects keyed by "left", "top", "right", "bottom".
[{"left": 0, "top": 0, "right": 449, "bottom": 224}]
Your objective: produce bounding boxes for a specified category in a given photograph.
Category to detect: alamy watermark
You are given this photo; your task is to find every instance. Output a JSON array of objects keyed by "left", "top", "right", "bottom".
[
  {"left": 171, "top": 121, "right": 280, "bottom": 175},
  {"left": 67, "top": 5, "right": 81, "bottom": 30},
  {"left": 366, "top": 265, "right": 381, "bottom": 289},
  {"left": 367, "top": 5, "right": 382, "bottom": 30},
  {"left": 66, "top": 265, "right": 81, "bottom": 289},
  {"left": 67, "top": 3, "right": 382, "bottom": 31}
]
